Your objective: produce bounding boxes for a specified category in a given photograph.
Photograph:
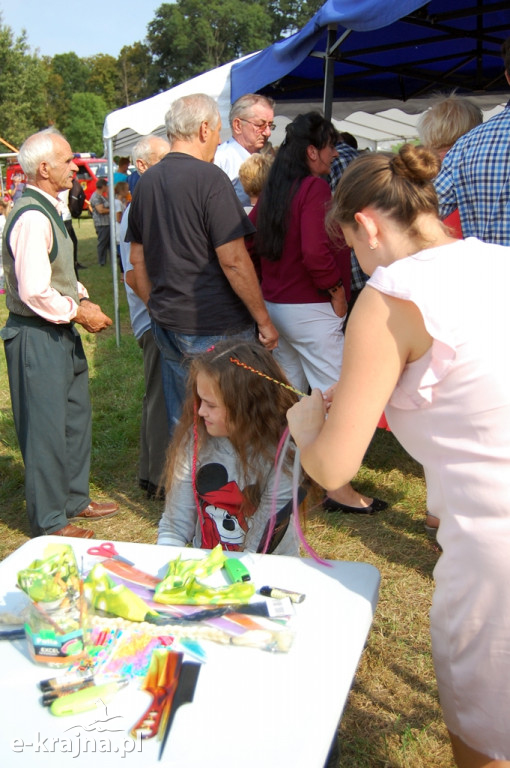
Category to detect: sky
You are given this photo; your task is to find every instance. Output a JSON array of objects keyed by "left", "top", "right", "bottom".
[{"left": 1, "top": 1, "right": 163, "bottom": 58}]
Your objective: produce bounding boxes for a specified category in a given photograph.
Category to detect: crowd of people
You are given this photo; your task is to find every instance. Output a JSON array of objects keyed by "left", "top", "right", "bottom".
[{"left": 1, "top": 33, "right": 509, "bottom": 768}]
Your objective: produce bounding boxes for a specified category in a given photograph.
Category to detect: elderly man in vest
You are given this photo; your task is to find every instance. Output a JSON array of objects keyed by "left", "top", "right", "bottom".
[{"left": 1, "top": 128, "right": 118, "bottom": 539}]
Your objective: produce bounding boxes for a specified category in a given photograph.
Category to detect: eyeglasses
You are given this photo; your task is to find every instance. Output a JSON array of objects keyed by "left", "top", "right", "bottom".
[{"left": 238, "top": 118, "right": 276, "bottom": 133}]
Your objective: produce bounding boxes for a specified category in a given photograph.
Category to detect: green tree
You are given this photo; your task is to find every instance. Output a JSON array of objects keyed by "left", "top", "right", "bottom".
[
  {"left": 0, "top": 19, "right": 49, "bottom": 147},
  {"left": 51, "top": 52, "right": 91, "bottom": 99},
  {"left": 86, "top": 53, "right": 122, "bottom": 111},
  {"left": 147, "top": 0, "right": 274, "bottom": 88},
  {"left": 118, "top": 42, "right": 157, "bottom": 106},
  {"left": 64, "top": 92, "right": 108, "bottom": 156},
  {"left": 266, "top": 0, "right": 324, "bottom": 38},
  {"left": 46, "top": 52, "right": 91, "bottom": 128}
]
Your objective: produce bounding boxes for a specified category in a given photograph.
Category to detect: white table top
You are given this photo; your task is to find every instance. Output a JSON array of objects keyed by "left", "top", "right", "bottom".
[{"left": 0, "top": 537, "right": 379, "bottom": 767}]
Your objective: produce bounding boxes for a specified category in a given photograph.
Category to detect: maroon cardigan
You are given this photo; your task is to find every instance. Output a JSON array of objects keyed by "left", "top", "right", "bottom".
[{"left": 247, "top": 175, "right": 351, "bottom": 304}]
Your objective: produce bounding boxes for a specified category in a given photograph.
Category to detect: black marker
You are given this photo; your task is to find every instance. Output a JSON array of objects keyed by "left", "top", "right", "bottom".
[{"left": 259, "top": 586, "right": 305, "bottom": 604}]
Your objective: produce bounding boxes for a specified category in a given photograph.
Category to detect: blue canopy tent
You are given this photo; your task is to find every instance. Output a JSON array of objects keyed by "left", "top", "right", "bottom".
[
  {"left": 103, "top": 0, "right": 509, "bottom": 343},
  {"left": 230, "top": 0, "right": 510, "bottom": 121}
]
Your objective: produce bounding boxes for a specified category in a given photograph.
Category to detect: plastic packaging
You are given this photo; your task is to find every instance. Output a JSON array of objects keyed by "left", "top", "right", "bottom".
[{"left": 18, "top": 544, "right": 88, "bottom": 666}]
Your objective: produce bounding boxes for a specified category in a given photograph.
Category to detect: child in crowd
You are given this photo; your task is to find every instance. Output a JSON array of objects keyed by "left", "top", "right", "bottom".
[
  {"left": 238, "top": 152, "right": 274, "bottom": 213},
  {"left": 158, "top": 341, "right": 302, "bottom": 555},
  {"left": 114, "top": 181, "right": 129, "bottom": 280}
]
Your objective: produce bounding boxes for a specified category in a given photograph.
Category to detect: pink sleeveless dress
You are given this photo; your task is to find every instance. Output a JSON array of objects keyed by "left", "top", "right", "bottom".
[{"left": 368, "top": 238, "right": 510, "bottom": 759}]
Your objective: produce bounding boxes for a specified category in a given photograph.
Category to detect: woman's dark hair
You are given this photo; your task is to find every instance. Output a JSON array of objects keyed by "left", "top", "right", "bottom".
[{"left": 254, "top": 112, "right": 338, "bottom": 262}]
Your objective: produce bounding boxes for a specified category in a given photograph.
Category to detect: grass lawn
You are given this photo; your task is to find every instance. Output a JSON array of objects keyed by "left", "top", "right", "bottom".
[{"left": 0, "top": 216, "right": 454, "bottom": 767}]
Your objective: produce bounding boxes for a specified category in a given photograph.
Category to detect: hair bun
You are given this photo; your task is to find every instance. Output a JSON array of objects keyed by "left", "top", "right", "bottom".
[{"left": 391, "top": 144, "right": 441, "bottom": 183}]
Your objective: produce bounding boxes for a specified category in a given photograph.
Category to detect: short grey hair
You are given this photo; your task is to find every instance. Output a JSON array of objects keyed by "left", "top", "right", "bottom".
[
  {"left": 18, "top": 128, "right": 65, "bottom": 179},
  {"left": 165, "top": 94, "right": 220, "bottom": 143},
  {"left": 131, "top": 135, "right": 169, "bottom": 166},
  {"left": 229, "top": 94, "right": 275, "bottom": 129}
]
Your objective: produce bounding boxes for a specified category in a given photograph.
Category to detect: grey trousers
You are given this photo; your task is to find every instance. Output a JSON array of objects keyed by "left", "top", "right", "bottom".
[
  {"left": 138, "top": 328, "right": 168, "bottom": 488},
  {"left": 95, "top": 224, "right": 110, "bottom": 265},
  {"left": 1, "top": 314, "right": 92, "bottom": 535}
]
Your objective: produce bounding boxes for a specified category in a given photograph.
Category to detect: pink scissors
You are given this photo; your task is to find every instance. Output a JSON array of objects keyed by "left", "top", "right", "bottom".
[{"left": 87, "top": 542, "right": 134, "bottom": 566}]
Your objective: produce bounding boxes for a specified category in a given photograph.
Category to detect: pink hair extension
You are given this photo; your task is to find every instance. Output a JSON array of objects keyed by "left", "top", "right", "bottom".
[
  {"left": 262, "top": 428, "right": 331, "bottom": 567},
  {"left": 291, "top": 442, "right": 330, "bottom": 566},
  {"left": 192, "top": 402, "right": 207, "bottom": 544}
]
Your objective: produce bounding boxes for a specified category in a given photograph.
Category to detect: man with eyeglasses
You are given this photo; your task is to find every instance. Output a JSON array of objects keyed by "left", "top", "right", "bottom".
[{"left": 215, "top": 94, "right": 275, "bottom": 206}]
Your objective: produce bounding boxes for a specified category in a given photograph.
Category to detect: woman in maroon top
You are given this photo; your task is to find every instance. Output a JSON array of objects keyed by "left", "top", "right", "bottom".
[{"left": 249, "top": 112, "right": 387, "bottom": 514}]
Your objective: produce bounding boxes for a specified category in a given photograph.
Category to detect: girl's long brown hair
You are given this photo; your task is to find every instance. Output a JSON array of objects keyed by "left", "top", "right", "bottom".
[{"left": 164, "top": 341, "right": 299, "bottom": 509}]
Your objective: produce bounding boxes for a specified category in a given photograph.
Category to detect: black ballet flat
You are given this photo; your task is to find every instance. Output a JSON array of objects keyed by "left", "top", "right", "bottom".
[{"left": 322, "top": 496, "right": 388, "bottom": 514}]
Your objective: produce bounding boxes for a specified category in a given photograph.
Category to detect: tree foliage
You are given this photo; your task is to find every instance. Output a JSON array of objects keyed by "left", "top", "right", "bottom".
[
  {"left": 86, "top": 54, "right": 122, "bottom": 111},
  {"left": 266, "top": 0, "right": 324, "bottom": 38},
  {"left": 146, "top": 0, "right": 323, "bottom": 89},
  {"left": 118, "top": 42, "right": 156, "bottom": 105},
  {"left": 0, "top": 1, "right": 324, "bottom": 156},
  {"left": 64, "top": 92, "right": 109, "bottom": 156},
  {"left": 0, "top": 21, "right": 49, "bottom": 148},
  {"left": 147, "top": 0, "right": 272, "bottom": 88}
]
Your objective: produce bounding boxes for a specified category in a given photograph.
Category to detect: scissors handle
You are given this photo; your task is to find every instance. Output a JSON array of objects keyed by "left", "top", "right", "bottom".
[
  {"left": 88, "top": 542, "right": 117, "bottom": 558},
  {"left": 87, "top": 542, "right": 135, "bottom": 566}
]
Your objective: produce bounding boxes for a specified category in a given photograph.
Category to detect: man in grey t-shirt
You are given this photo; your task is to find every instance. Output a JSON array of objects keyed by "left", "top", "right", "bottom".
[{"left": 89, "top": 177, "right": 110, "bottom": 266}]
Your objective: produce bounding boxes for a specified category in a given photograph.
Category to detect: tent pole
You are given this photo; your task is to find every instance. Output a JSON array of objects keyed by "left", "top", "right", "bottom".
[
  {"left": 323, "top": 24, "right": 337, "bottom": 121},
  {"left": 106, "top": 137, "right": 120, "bottom": 347}
]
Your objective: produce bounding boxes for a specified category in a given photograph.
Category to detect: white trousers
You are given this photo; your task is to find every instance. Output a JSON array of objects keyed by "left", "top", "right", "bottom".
[{"left": 266, "top": 301, "right": 346, "bottom": 394}]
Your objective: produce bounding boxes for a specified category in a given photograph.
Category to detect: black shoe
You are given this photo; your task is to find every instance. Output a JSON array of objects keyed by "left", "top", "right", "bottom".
[
  {"left": 322, "top": 496, "right": 388, "bottom": 514},
  {"left": 75, "top": 263, "right": 88, "bottom": 269},
  {"left": 147, "top": 481, "right": 165, "bottom": 500}
]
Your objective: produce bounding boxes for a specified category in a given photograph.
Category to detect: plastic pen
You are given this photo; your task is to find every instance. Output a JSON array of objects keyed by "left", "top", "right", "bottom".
[{"left": 259, "top": 586, "right": 306, "bottom": 603}]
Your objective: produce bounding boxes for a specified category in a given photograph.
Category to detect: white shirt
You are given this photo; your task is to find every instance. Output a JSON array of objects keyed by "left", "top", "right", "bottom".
[{"left": 214, "top": 137, "right": 251, "bottom": 206}]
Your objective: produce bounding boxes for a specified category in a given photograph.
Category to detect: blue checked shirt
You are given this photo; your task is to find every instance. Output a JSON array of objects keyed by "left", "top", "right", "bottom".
[
  {"left": 435, "top": 101, "right": 510, "bottom": 246},
  {"left": 328, "top": 142, "right": 368, "bottom": 292},
  {"left": 328, "top": 142, "right": 359, "bottom": 192}
]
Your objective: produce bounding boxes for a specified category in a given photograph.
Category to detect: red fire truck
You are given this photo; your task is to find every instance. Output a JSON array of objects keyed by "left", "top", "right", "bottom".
[{"left": 5, "top": 153, "right": 109, "bottom": 212}]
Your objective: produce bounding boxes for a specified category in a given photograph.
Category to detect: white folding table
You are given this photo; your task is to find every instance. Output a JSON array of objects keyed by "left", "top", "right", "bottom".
[{"left": 0, "top": 536, "right": 379, "bottom": 767}]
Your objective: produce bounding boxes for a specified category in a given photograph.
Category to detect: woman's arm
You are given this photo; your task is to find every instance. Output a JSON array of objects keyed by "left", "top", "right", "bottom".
[{"left": 287, "top": 286, "right": 431, "bottom": 489}]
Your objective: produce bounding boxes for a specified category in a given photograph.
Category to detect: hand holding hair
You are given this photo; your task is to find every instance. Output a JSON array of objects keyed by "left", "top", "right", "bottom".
[{"left": 286, "top": 388, "right": 326, "bottom": 450}]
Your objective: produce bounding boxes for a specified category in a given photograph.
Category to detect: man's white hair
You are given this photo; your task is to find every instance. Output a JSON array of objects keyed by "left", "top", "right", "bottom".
[
  {"left": 131, "top": 135, "right": 168, "bottom": 165},
  {"left": 165, "top": 94, "right": 220, "bottom": 143},
  {"left": 18, "top": 128, "right": 65, "bottom": 179}
]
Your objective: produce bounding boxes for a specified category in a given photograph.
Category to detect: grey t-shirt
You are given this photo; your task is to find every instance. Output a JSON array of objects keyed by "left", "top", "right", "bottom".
[{"left": 158, "top": 435, "right": 299, "bottom": 556}]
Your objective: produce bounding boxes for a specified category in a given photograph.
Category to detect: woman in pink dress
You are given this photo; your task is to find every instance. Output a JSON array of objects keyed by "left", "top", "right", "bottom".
[{"left": 287, "top": 144, "right": 510, "bottom": 768}]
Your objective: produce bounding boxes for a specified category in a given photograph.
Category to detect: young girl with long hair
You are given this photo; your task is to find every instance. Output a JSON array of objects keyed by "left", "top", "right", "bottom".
[{"left": 158, "top": 341, "right": 301, "bottom": 554}]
